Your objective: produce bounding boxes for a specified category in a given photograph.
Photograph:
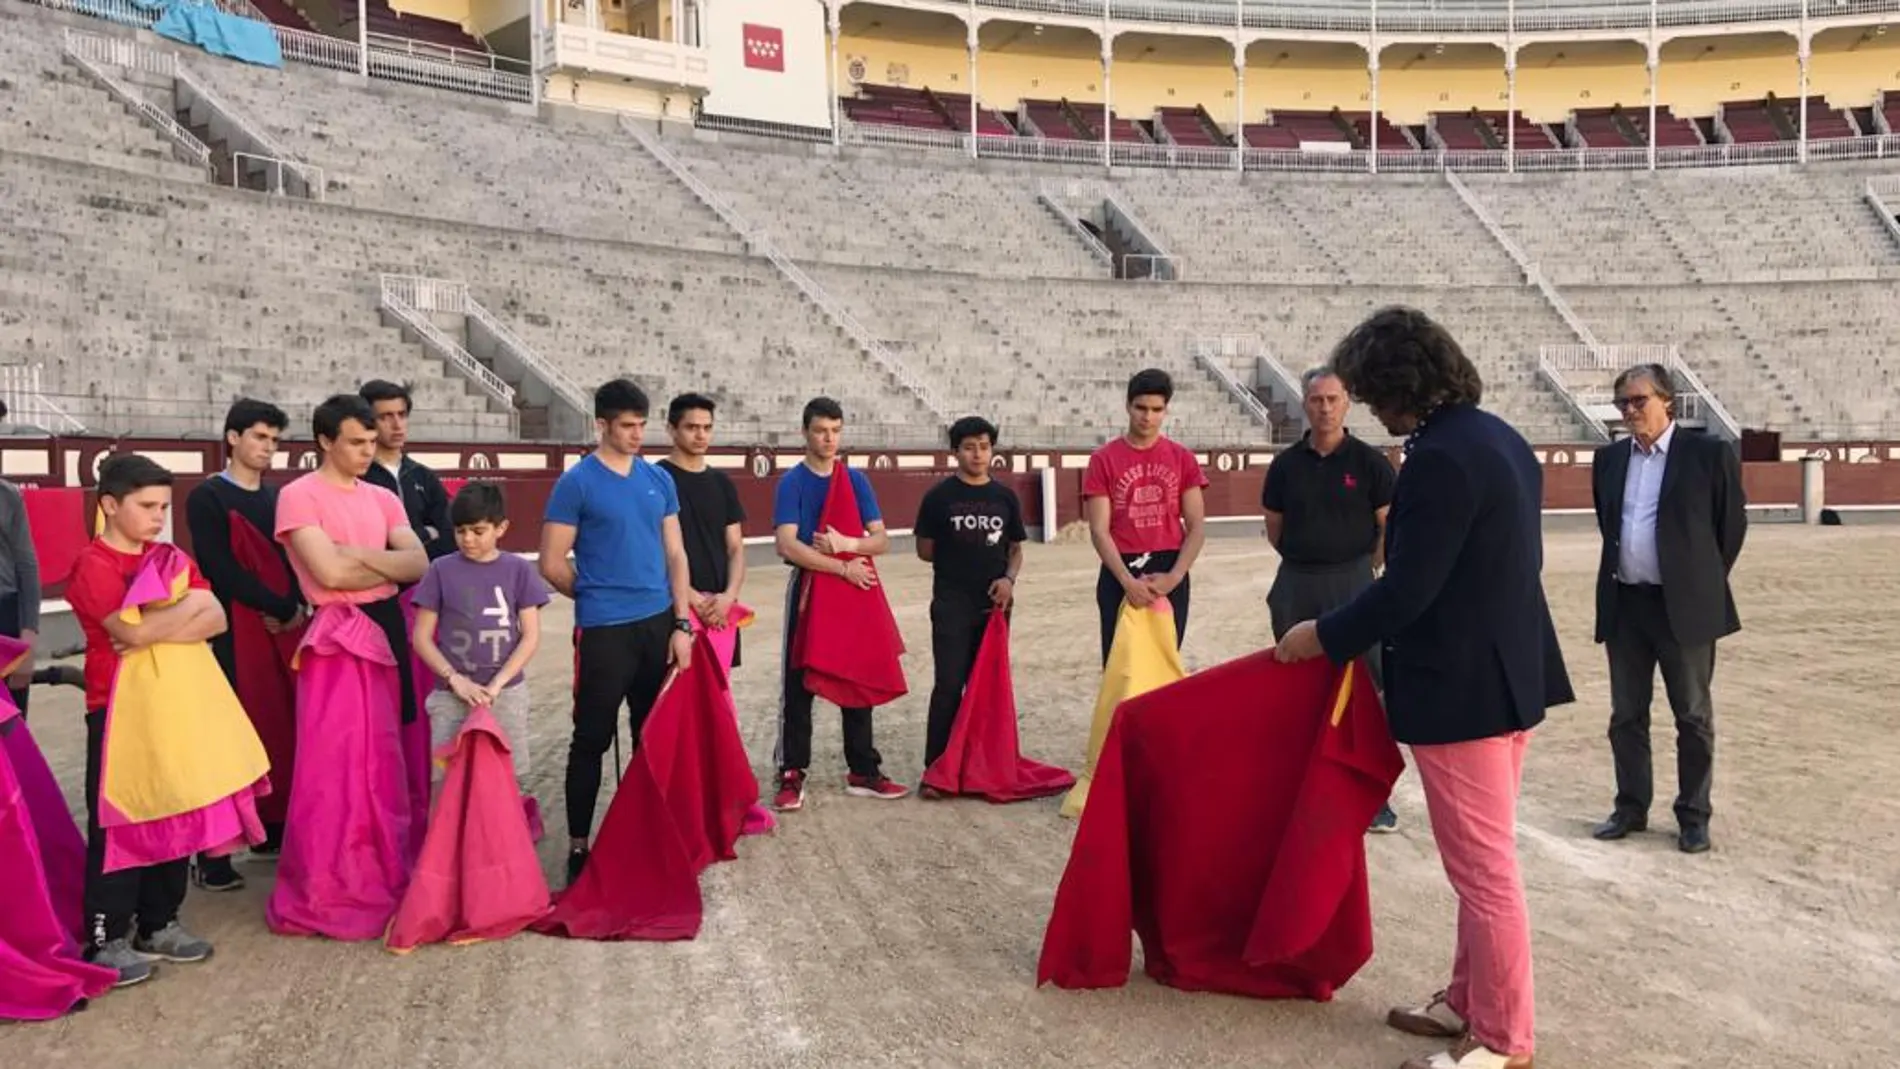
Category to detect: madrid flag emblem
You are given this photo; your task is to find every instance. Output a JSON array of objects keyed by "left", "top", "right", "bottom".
[{"left": 743, "top": 23, "right": 784, "bottom": 72}]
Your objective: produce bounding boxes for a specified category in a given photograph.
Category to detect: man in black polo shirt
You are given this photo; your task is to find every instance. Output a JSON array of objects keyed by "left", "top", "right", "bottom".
[
  {"left": 658, "top": 393, "right": 748, "bottom": 653},
  {"left": 1263, "top": 368, "right": 1399, "bottom": 831}
]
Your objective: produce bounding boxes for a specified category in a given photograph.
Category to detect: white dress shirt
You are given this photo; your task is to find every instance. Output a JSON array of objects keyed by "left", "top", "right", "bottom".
[{"left": 1617, "top": 421, "right": 1676, "bottom": 585}]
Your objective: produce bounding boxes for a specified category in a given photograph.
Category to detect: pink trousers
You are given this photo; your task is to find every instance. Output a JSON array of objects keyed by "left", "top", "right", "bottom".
[{"left": 1411, "top": 731, "right": 1534, "bottom": 1058}]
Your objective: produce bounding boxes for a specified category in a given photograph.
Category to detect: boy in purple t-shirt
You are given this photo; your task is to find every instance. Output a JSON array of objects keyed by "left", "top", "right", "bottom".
[{"left": 410, "top": 483, "right": 549, "bottom": 791}]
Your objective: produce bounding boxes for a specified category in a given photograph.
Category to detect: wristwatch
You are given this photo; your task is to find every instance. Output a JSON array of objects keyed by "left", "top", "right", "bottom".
[{"left": 673, "top": 617, "right": 695, "bottom": 635}]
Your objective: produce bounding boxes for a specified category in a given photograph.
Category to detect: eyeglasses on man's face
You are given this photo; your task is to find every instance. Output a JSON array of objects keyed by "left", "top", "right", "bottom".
[{"left": 1612, "top": 394, "right": 1654, "bottom": 412}]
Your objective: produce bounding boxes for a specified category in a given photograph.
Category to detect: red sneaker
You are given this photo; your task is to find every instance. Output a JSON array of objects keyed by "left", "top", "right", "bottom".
[
  {"left": 772, "top": 770, "right": 807, "bottom": 812},
  {"left": 845, "top": 774, "right": 911, "bottom": 801}
]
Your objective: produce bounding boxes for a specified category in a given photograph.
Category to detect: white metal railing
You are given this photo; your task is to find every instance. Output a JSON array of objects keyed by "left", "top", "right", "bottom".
[
  {"left": 1189, "top": 337, "right": 1277, "bottom": 432},
  {"left": 1537, "top": 346, "right": 1616, "bottom": 444},
  {"left": 60, "top": 32, "right": 212, "bottom": 175},
  {"left": 1666, "top": 350, "right": 1743, "bottom": 441},
  {"left": 378, "top": 275, "right": 518, "bottom": 428},
  {"left": 175, "top": 59, "right": 324, "bottom": 199},
  {"left": 1443, "top": 169, "right": 1535, "bottom": 282},
  {"left": 273, "top": 25, "right": 360, "bottom": 72},
  {"left": 229, "top": 149, "right": 325, "bottom": 197},
  {"left": 743, "top": 114, "right": 1900, "bottom": 181},
  {"left": 619, "top": 116, "right": 950, "bottom": 426},
  {"left": 1035, "top": 180, "right": 1114, "bottom": 266},
  {"left": 1865, "top": 177, "right": 1900, "bottom": 245},
  {"left": 0, "top": 365, "right": 87, "bottom": 435},
  {"left": 1537, "top": 343, "right": 1739, "bottom": 442},
  {"left": 1122, "top": 253, "right": 1181, "bottom": 281},
  {"left": 462, "top": 299, "right": 590, "bottom": 418}
]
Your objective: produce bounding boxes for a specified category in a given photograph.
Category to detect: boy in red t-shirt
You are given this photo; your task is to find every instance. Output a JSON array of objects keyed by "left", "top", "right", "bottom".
[
  {"left": 64, "top": 454, "right": 226, "bottom": 988},
  {"left": 1083, "top": 369, "right": 1209, "bottom": 664}
]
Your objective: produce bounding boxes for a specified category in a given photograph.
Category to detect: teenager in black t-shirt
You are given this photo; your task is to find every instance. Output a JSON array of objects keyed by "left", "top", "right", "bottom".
[
  {"left": 659, "top": 393, "right": 748, "bottom": 664},
  {"left": 914, "top": 417, "right": 1027, "bottom": 787}
]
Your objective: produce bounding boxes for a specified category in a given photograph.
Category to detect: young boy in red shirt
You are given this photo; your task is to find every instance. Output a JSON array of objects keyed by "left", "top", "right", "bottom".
[
  {"left": 1083, "top": 369, "right": 1209, "bottom": 663},
  {"left": 65, "top": 454, "right": 227, "bottom": 987}
]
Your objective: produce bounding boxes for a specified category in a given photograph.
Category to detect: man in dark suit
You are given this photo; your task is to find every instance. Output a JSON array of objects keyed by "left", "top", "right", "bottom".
[
  {"left": 1589, "top": 364, "right": 1746, "bottom": 855},
  {"left": 1277, "top": 307, "right": 1570, "bottom": 1069}
]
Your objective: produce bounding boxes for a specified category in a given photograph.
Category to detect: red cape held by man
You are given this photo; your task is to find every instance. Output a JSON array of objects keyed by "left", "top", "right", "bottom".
[
  {"left": 790, "top": 461, "right": 907, "bottom": 709},
  {"left": 1038, "top": 654, "right": 1403, "bottom": 1001},
  {"left": 534, "top": 627, "right": 760, "bottom": 942},
  {"left": 922, "top": 611, "right": 1073, "bottom": 803}
]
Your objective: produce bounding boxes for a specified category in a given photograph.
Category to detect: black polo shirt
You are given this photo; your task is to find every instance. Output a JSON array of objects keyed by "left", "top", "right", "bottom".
[{"left": 1261, "top": 431, "right": 1396, "bottom": 568}]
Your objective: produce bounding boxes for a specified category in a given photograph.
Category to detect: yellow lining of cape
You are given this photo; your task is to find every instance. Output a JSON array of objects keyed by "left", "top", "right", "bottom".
[
  {"left": 102, "top": 568, "right": 270, "bottom": 822},
  {"left": 1329, "top": 668, "right": 1355, "bottom": 728}
]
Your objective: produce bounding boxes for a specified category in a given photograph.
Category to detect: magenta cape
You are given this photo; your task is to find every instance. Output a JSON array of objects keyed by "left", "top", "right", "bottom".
[
  {"left": 922, "top": 612, "right": 1074, "bottom": 803},
  {"left": 397, "top": 587, "right": 435, "bottom": 864},
  {"left": 99, "top": 545, "right": 267, "bottom": 872},
  {"left": 534, "top": 628, "right": 759, "bottom": 941},
  {"left": 0, "top": 633, "right": 85, "bottom": 939},
  {"left": 266, "top": 603, "right": 414, "bottom": 941},
  {"left": 227, "top": 512, "right": 302, "bottom": 825},
  {"left": 699, "top": 602, "right": 773, "bottom": 837},
  {"left": 789, "top": 464, "right": 907, "bottom": 709},
  {"left": 0, "top": 700, "right": 116, "bottom": 1020},
  {"left": 1038, "top": 655, "right": 1403, "bottom": 1000},
  {"left": 385, "top": 706, "right": 550, "bottom": 952}
]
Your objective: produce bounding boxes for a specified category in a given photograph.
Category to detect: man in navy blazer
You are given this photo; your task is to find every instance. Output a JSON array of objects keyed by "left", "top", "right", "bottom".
[{"left": 1277, "top": 307, "right": 1570, "bottom": 1069}]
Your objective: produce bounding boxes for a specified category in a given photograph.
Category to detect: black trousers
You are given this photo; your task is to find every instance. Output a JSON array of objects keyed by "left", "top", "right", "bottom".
[
  {"left": 925, "top": 594, "right": 997, "bottom": 769},
  {"left": 1096, "top": 550, "right": 1189, "bottom": 665},
  {"left": 84, "top": 709, "right": 188, "bottom": 944},
  {"left": 1267, "top": 557, "right": 1382, "bottom": 688},
  {"left": 361, "top": 594, "right": 418, "bottom": 725},
  {"left": 1606, "top": 583, "right": 1717, "bottom": 827},
  {"left": 566, "top": 610, "right": 676, "bottom": 839},
  {"left": 775, "top": 570, "right": 882, "bottom": 779},
  {"left": 1, "top": 592, "right": 28, "bottom": 716}
]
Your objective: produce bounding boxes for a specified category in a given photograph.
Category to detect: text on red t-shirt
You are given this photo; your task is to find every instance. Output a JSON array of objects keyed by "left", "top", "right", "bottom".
[{"left": 1081, "top": 437, "right": 1209, "bottom": 555}]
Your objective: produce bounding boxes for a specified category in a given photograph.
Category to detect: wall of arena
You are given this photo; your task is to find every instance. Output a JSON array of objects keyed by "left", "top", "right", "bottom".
[
  {"left": 385, "top": 0, "right": 1900, "bottom": 126},
  {"left": 827, "top": 24, "right": 1900, "bottom": 126},
  {"left": 9, "top": 436, "right": 1899, "bottom": 608}
]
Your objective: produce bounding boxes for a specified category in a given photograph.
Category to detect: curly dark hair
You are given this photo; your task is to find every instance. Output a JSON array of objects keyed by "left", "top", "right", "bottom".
[{"left": 1328, "top": 306, "right": 1484, "bottom": 419}]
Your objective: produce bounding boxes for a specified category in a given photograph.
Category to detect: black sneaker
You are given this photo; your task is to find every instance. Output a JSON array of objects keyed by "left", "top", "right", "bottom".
[
  {"left": 251, "top": 824, "right": 285, "bottom": 859},
  {"left": 193, "top": 855, "right": 245, "bottom": 892},
  {"left": 565, "top": 847, "right": 590, "bottom": 887}
]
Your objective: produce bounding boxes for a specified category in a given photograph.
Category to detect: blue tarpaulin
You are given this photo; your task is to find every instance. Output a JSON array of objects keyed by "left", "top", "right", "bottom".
[{"left": 152, "top": 0, "right": 284, "bottom": 68}]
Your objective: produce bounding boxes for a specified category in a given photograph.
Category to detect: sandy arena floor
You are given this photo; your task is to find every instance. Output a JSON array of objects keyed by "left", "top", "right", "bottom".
[{"left": 2, "top": 526, "right": 1895, "bottom": 1068}]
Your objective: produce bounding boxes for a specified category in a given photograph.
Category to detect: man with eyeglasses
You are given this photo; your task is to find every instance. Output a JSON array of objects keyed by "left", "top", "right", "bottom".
[{"left": 1589, "top": 364, "right": 1747, "bottom": 855}]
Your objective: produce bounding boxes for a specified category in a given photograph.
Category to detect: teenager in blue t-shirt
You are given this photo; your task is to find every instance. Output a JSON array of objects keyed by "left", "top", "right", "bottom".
[
  {"left": 539, "top": 378, "right": 696, "bottom": 885},
  {"left": 768, "top": 397, "right": 910, "bottom": 812}
]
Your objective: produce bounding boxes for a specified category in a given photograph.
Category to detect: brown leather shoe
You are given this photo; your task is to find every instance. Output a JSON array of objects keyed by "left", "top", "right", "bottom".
[
  {"left": 1387, "top": 989, "right": 1469, "bottom": 1039},
  {"left": 1398, "top": 1036, "right": 1533, "bottom": 1069}
]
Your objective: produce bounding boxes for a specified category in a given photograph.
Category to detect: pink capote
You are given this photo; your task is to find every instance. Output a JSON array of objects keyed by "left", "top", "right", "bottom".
[
  {"left": 0, "top": 705, "right": 117, "bottom": 1020},
  {"left": 0, "top": 633, "right": 84, "bottom": 939},
  {"left": 267, "top": 603, "right": 414, "bottom": 941},
  {"left": 397, "top": 586, "right": 435, "bottom": 864},
  {"left": 922, "top": 611, "right": 1075, "bottom": 803},
  {"left": 534, "top": 628, "right": 759, "bottom": 941},
  {"left": 99, "top": 545, "right": 267, "bottom": 872},
  {"left": 384, "top": 706, "right": 550, "bottom": 952},
  {"left": 699, "top": 601, "right": 773, "bottom": 837}
]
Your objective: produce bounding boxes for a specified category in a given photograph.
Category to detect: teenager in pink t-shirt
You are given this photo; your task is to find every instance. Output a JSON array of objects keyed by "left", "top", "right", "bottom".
[
  {"left": 1083, "top": 369, "right": 1208, "bottom": 663},
  {"left": 266, "top": 394, "right": 428, "bottom": 941}
]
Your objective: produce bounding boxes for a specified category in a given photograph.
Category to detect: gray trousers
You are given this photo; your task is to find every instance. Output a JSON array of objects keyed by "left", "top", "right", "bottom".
[
  {"left": 1606, "top": 583, "right": 1716, "bottom": 827},
  {"left": 1268, "top": 557, "right": 1382, "bottom": 688}
]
